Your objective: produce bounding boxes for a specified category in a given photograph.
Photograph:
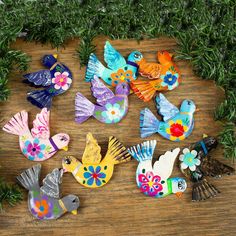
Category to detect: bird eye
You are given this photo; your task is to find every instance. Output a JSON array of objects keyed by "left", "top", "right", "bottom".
[
  {"left": 60, "top": 136, "right": 68, "bottom": 141},
  {"left": 187, "top": 101, "right": 191, "bottom": 105},
  {"left": 134, "top": 53, "right": 140, "bottom": 59},
  {"left": 72, "top": 198, "right": 77, "bottom": 203},
  {"left": 178, "top": 181, "right": 184, "bottom": 190},
  {"left": 64, "top": 158, "right": 71, "bottom": 165}
]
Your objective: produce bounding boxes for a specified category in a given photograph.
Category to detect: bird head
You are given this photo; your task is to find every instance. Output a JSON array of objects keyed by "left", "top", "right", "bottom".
[
  {"left": 170, "top": 177, "right": 187, "bottom": 198},
  {"left": 202, "top": 136, "right": 218, "bottom": 151},
  {"left": 61, "top": 194, "right": 80, "bottom": 215},
  {"left": 180, "top": 100, "right": 196, "bottom": 114},
  {"left": 157, "top": 51, "right": 173, "bottom": 64},
  {"left": 128, "top": 51, "right": 143, "bottom": 64},
  {"left": 42, "top": 54, "right": 58, "bottom": 68},
  {"left": 115, "top": 82, "right": 130, "bottom": 96},
  {"left": 52, "top": 133, "right": 70, "bottom": 151},
  {"left": 62, "top": 156, "right": 82, "bottom": 173}
]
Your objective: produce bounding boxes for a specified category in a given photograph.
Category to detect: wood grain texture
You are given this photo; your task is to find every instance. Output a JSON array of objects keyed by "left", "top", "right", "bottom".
[{"left": 0, "top": 37, "right": 235, "bottom": 236}]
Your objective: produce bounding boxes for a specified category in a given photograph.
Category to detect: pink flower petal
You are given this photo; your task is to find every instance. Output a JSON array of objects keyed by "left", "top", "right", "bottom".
[
  {"left": 152, "top": 175, "right": 161, "bottom": 183},
  {"left": 146, "top": 171, "right": 154, "bottom": 181},
  {"left": 138, "top": 174, "right": 148, "bottom": 183},
  {"left": 140, "top": 183, "right": 149, "bottom": 193},
  {"left": 62, "top": 84, "right": 69, "bottom": 90},
  {"left": 62, "top": 71, "right": 69, "bottom": 77},
  {"left": 54, "top": 72, "right": 61, "bottom": 77}
]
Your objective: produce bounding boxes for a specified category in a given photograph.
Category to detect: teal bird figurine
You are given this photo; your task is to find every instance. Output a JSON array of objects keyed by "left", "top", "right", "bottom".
[
  {"left": 140, "top": 93, "right": 197, "bottom": 141},
  {"left": 85, "top": 41, "right": 143, "bottom": 86}
]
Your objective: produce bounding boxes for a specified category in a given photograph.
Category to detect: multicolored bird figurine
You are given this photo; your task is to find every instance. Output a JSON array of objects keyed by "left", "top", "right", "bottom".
[
  {"left": 179, "top": 136, "right": 235, "bottom": 201},
  {"left": 2, "top": 108, "right": 70, "bottom": 161},
  {"left": 23, "top": 54, "right": 73, "bottom": 109},
  {"left": 140, "top": 93, "right": 197, "bottom": 141},
  {"left": 75, "top": 75, "right": 130, "bottom": 124},
  {"left": 62, "top": 133, "right": 131, "bottom": 188},
  {"left": 128, "top": 140, "right": 187, "bottom": 198},
  {"left": 131, "top": 51, "right": 181, "bottom": 102},
  {"left": 85, "top": 41, "right": 143, "bottom": 86},
  {"left": 17, "top": 164, "right": 80, "bottom": 220}
]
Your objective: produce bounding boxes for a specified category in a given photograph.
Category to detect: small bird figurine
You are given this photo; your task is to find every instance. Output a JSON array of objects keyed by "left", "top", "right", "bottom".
[
  {"left": 23, "top": 54, "right": 73, "bottom": 109},
  {"left": 131, "top": 51, "right": 181, "bottom": 102},
  {"left": 2, "top": 108, "right": 70, "bottom": 161},
  {"left": 128, "top": 140, "right": 187, "bottom": 198},
  {"left": 85, "top": 41, "right": 143, "bottom": 86},
  {"left": 75, "top": 75, "right": 130, "bottom": 124},
  {"left": 17, "top": 164, "right": 80, "bottom": 219},
  {"left": 179, "top": 136, "right": 235, "bottom": 201},
  {"left": 62, "top": 133, "right": 131, "bottom": 188},
  {"left": 140, "top": 93, "right": 197, "bottom": 141}
]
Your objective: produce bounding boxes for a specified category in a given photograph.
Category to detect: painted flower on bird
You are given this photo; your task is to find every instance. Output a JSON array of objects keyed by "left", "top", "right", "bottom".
[
  {"left": 83, "top": 166, "right": 106, "bottom": 186},
  {"left": 101, "top": 103, "right": 124, "bottom": 123},
  {"left": 160, "top": 71, "right": 179, "bottom": 90},
  {"left": 166, "top": 120, "right": 188, "bottom": 141},
  {"left": 179, "top": 148, "right": 200, "bottom": 171},
  {"left": 52, "top": 71, "right": 72, "bottom": 90},
  {"left": 111, "top": 68, "right": 134, "bottom": 86},
  {"left": 138, "top": 171, "right": 163, "bottom": 197}
]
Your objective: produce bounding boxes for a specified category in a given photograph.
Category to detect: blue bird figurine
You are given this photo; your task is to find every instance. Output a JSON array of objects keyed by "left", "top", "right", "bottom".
[
  {"left": 140, "top": 93, "right": 197, "bottom": 141},
  {"left": 24, "top": 54, "right": 73, "bottom": 109},
  {"left": 85, "top": 41, "right": 143, "bottom": 86}
]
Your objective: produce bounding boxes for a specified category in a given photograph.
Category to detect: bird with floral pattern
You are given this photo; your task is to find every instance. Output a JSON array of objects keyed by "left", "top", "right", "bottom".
[
  {"left": 75, "top": 75, "right": 130, "bottom": 124},
  {"left": 140, "top": 93, "right": 197, "bottom": 141},
  {"left": 128, "top": 140, "right": 187, "bottom": 198},
  {"left": 131, "top": 51, "right": 181, "bottom": 102},
  {"left": 23, "top": 54, "right": 73, "bottom": 109},
  {"left": 3, "top": 108, "right": 70, "bottom": 161},
  {"left": 62, "top": 133, "right": 131, "bottom": 188}
]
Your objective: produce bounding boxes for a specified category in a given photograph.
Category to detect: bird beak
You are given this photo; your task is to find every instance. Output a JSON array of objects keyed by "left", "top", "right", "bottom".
[
  {"left": 62, "top": 168, "right": 67, "bottom": 173},
  {"left": 175, "top": 192, "right": 183, "bottom": 198},
  {"left": 62, "top": 146, "right": 68, "bottom": 151},
  {"left": 53, "top": 54, "right": 58, "bottom": 59},
  {"left": 203, "top": 134, "right": 208, "bottom": 138},
  {"left": 129, "top": 89, "right": 134, "bottom": 95},
  {"left": 71, "top": 209, "right": 78, "bottom": 215},
  {"left": 195, "top": 108, "right": 200, "bottom": 112}
]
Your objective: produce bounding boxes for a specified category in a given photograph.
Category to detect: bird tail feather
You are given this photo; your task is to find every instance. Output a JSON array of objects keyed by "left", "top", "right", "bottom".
[{"left": 27, "top": 90, "right": 53, "bottom": 109}]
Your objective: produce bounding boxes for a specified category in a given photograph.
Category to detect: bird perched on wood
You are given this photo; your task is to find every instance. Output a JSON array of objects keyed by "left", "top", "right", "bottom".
[
  {"left": 179, "top": 136, "right": 235, "bottom": 201},
  {"left": 2, "top": 108, "right": 69, "bottom": 161},
  {"left": 17, "top": 164, "right": 80, "bottom": 220},
  {"left": 85, "top": 41, "right": 143, "bottom": 86},
  {"left": 75, "top": 75, "right": 130, "bottom": 124},
  {"left": 23, "top": 54, "right": 73, "bottom": 109},
  {"left": 131, "top": 51, "right": 181, "bottom": 102},
  {"left": 128, "top": 140, "right": 187, "bottom": 198},
  {"left": 140, "top": 93, "right": 197, "bottom": 141},
  {"left": 62, "top": 133, "right": 131, "bottom": 188}
]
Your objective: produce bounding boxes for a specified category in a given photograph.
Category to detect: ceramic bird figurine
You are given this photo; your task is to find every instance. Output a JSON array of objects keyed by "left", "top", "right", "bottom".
[
  {"left": 85, "top": 41, "right": 143, "bottom": 86},
  {"left": 23, "top": 54, "right": 73, "bottom": 109},
  {"left": 128, "top": 140, "right": 187, "bottom": 198},
  {"left": 62, "top": 133, "right": 131, "bottom": 188},
  {"left": 140, "top": 93, "right": 197, "bottom": 141},
  {"left": 131, "top": 51, "right": 181, "bottom": 102},
  {"left": 179, "top": 136, "right": 235, "bottom": 201},
  {"left": 17, "top": 164, "right": 80, "bottom": 219},
  {"left": 2, "top": 108, "right": 70, "bottom": 161},
  {"left": 75, "top": 75, "right": 130, "bottom": 124}
]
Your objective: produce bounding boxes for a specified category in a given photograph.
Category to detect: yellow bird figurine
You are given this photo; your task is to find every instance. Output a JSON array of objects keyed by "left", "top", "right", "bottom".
[{"left": 62, "top": 133, "right": 131, "bottom": 188}]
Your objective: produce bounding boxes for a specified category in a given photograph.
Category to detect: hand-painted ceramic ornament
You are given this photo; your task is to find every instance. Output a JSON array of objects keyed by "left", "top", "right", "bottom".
[
  {"left": 23, "top": 54, "right": 73, "bottom": 109},
  {"left": 62, "top": 133, "right": 131, "bottom": 188},
  {"left": 179, "top": 136, "right": 235, "bottom": 201},
  {"left": 131, "top": 51, "right": 181, "bottom": 102},
  {"left": 2, "top": 108, "right": 70, "bottom": 161},
  {"left": 17, "top": 164, "right": 80, "bottom": 219},
  {"left": 128, "top": 140, "right": 187, "bottom": 198},
  {"left": 75, "top": 75, "right": 130, "bottom": 124},
  {"left": 85, "top": 41, "right": 143, "bottom": 86},
  {"left": 140, "top": 93, "right": 197, "bottom": 141}
]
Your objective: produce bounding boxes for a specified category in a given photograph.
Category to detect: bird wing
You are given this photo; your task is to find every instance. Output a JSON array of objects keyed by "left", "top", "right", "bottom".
[
  {"left": 139, "top": 62, "right": 162, "bottom": 79},
  {"left": 40, "top": 168, "right": 63, "bottom": 199},
  {"left": 104, "top": 41, "right": 126, "bottom": 70},
  {"left": 91, "top": 75, "right": 115, "bottom": 106},
  {"left": 31, "top": 108, "right": 50, "bottom": 139},
  {"left": 155, "top": 93, "right": 179, "bottom": 121},
  {"left": 153, "top": 148, "right": 180, "bottom": 180},
  {"left": 82, "top": 133, "right": 102, "bottom": 165},
  {"left": 23, "top": 70, "right": 52, "bottom": 87}
]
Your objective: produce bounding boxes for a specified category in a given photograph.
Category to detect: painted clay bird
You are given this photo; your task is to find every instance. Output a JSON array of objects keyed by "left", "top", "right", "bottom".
[
  {"left": 178, "top": 136, "right": 235, "bottom": 201},
  {"left": 140, "top": 93, "right": 197, "bottom": 141},
  {"left": 24, "top": 54, "right": 73, "bottom": 109},
  {"left": 128, "top": 140, "right": 187, "bottom": 198},
  {"left": 17, "top": 164, "right": 80, "bottom": 219},
  {"left": 62, "top": 133, "right": 131, "bottom": 188},
  {"left": 85, "top": 41, "right": 143, "bottom": 86},
  {"left": 75, "top": 75, "right": 130, "bottom": 124},
  {"left": 2, "top": 108, "right": 70, "bottom": 161},
  {"left": 131, "top": 51, "right": 181, "bottom": 102}
]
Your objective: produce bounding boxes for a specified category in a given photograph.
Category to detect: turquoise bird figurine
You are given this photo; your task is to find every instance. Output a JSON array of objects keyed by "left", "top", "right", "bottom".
[
  {"left": 85, "top": 41, "right": 143, "bottom": 86},
  {"left": 140, "top": 94, "right": 197, "bottom": 141}
]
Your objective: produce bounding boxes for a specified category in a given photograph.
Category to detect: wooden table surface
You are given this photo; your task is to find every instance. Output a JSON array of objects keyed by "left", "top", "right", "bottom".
[{"left": 0, "top": 37, "right": 235, "bottom": 236}]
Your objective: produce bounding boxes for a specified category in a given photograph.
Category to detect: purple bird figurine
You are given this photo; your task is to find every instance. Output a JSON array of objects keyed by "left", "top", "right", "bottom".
[{"left": 75, "top": 75, "right": 130, "bottom": 124}]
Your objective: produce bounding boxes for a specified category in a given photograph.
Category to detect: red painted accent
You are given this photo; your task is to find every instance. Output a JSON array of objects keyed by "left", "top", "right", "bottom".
[
  {"left": 92, "top": 173, "right": 98, "bottom": 179},
  {"left": 170, "top": 123, "right": 184, "bottom": 137}
]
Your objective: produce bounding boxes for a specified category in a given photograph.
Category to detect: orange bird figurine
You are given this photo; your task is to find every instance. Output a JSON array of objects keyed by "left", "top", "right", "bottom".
[{"left": 131, "top": 51, "right": 181, "bottom": 102}]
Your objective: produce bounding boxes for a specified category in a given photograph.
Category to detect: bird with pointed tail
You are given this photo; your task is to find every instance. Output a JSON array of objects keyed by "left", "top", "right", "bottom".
[
  {"left": 128, "top": 140, "right": 187, "bottom": 198},
  {"left": 140, "top": 93, "right": 197, "bottom": 141},
  {"left": 62, "top": 133, "right": 131, "bottom": 188},
  {"left": 85, "top": 41, "right": 143, "bottom": 86},
  {"left": 17, "top": 164, "right": 80, "bottom": 219},
  {"left": 23, "top": 54, "right": 73, "bottom": 109},
  {"left": 2, "top": 108, "right": 69, "bottom": 161},
  {"left": 178, "top": 136, "right": 235, "bottom": 201}
]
